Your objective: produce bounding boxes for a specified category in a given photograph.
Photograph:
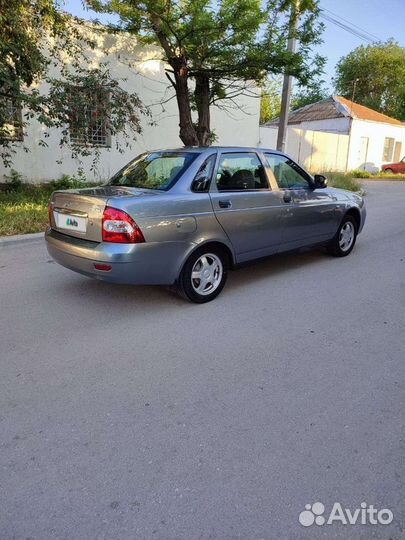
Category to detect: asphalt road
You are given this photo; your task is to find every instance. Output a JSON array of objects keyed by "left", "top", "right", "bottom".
[{"left": 0, "top": 181, "right": 404, "bottom": 540}]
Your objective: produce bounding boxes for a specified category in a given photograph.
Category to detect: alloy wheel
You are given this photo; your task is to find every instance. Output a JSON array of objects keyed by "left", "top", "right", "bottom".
[{"left": 191, "top": 253, "right": 223, "bottom": 295}]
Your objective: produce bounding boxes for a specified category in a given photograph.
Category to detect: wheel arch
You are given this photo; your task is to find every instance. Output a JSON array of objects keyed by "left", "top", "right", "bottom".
[
  {"left": 344, "top": 207, "right": 361, "bottom": 232},
  {"left": 177, "top": 240, "right": 235, "bottom": 280},
  {"left": 191, "top": 240, "right": 234, "bottom": 267}
]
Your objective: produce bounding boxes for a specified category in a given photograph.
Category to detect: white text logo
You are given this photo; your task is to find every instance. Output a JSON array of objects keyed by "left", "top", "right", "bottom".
[{"left": 299, "top": 502, "right": 393, "bottom": 527}]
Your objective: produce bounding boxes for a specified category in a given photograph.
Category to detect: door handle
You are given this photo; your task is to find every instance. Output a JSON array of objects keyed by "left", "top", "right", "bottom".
[
  {"left": 218, "top": 200, "right": 232, "bottom": 209},
  {"left": 283, "top": 191, "right": 292, "bottom": 203}
]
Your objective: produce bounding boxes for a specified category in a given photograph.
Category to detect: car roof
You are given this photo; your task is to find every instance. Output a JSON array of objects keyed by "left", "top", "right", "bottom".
[{"left": 151, "top": 146, "right": 287, "bottom": 156}]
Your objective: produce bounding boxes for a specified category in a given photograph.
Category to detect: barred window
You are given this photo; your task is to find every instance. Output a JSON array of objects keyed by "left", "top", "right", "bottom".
[
  {"left": 0, "top": 97, "right": 23, "bottom": 141},
  {"left": 69, "top": 88, "right": 111, "bottom": 147}
]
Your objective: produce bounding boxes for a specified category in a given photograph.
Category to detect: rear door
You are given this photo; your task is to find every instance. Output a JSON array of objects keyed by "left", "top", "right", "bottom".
[
  {"left": 264, "top": 153, "right": 340, "bottom": 250},
  {"left": 209, "top": 151, "right": 283, "bottom": 262}
]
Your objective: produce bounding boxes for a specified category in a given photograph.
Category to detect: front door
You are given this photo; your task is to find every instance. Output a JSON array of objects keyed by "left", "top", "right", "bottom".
[
  {"left": 264, "top": 153, "right": 340, "bottom": 250},
  {"left": 209, "top": 151, "right": 283, "bottom": 262}
]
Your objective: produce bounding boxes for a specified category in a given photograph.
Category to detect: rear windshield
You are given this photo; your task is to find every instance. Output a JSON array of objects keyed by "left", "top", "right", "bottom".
[{"left": 108, "top": 151, "right": 199, "bottom": 191}]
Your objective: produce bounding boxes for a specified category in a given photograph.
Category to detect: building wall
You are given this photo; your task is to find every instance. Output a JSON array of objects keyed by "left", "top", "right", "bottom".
[
  {"left": 347, "top": 119, "right": 405, "bottom": 172},
  {"left": 295, "top": 117, "right": 351, "bottom": 134},
  {"left": 1, "top": 28, "right": 260, "bottom": 183},
  {"left": 259, "top": 126, "right": 349, "bottom": 172},
  {"left": 260, "top": 117, "right": 405, "bottom": 173}
]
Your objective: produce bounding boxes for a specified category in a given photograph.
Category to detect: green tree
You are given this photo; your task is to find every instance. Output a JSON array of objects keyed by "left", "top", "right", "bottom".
[
  {"left": 260, "top": 77, "right": 282, "bottom": 124},
  {"left": 0, "top": 0, "right": 145, "bottom": 168},
  {"left": 334, "top": 40, "right": 405, "bottom": 121},
  {"left": 291, "top": 78, "right": 328, "bottom": 110},
  {"left": 88, "top": 0, "right": 324, "bottom": 146}
]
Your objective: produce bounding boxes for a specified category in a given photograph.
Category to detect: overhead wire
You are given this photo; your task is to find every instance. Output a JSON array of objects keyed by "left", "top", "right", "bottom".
[
  {"left": 321, "top": 7, "right": 381, "bottom": 41},
  {"left": 319, "top": 8, "right": 382, "bottom": 44}
]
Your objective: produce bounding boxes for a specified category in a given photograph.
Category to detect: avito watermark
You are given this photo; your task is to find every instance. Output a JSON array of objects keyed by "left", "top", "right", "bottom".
[{"left": 299, "top": 502, "right": 393, "bottom": 527}]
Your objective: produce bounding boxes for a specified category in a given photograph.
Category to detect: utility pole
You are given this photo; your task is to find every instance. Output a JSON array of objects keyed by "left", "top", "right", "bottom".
[
  {"left": 350, "top": 78, "right": 359, "bottom": 108},
  {"left": 344, "top": 78, "right": 360, "bottom": 172},
  {"left": 277, "top": 0, "right": 300, "bottom": 152}
]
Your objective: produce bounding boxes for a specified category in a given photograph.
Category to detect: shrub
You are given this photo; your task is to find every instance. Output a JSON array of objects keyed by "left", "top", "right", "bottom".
[
  {"left": 3, "top": 170, "right": 25, "bottom": 192},
  {"left": 319, "top": 171, "right": 362, "bottom": 192},
  {"left": 350, "top": 169, "right": 371, "bottom": 178},
  {"left": 46, "top": 174, "right": 93, "bottom": 191}
]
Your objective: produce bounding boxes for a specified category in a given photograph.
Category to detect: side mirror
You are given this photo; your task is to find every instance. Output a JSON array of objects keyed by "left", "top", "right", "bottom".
[
  {"left": 313, "top": 174, "right": 328, "bottom": 189},
  {"left": 191, "top": 176, "right": 210, "bottom": 192}
]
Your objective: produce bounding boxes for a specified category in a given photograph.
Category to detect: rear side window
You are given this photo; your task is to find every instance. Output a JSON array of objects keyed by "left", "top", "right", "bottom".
[
  {"left": 265, "top": 154, "right": 310, "bottom": 190},
  {"left": 109, "top": 151, "right": 199, "bottom": 191},
  {"left": 216, "top": 152, "right": 269, "bottom": 191},
  {"left": 192, "top": 154, "right": 216, "bottom": 192}
]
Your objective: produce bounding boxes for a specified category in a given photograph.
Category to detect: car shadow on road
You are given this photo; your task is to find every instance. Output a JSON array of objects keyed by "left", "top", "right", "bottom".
[
  {"left": 53, "top": 247, "right": 331, "bottom": 311},
  {"left": 226, "top": 247, "right": 331, "bottom": 293}
]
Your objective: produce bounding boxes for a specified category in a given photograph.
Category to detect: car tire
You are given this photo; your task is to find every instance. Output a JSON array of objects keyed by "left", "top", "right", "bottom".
[
  {"left": 383, "top": 168, "right": 393, "bottom": 174},
  {"left": 177, "top": 246, "right": 229, "bottom": 303},
  {"left": 328, "top": 215, "right": 358, "bottom": 257}
]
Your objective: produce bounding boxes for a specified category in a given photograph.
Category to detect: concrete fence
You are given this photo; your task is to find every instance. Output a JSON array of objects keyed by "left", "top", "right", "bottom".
[{"left": 259, "top": 126, "right": 350, "bottom": 172}]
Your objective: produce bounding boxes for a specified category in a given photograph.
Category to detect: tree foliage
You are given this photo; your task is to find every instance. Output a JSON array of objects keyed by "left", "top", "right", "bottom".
[
  {"left": 259, "top": 77, "right": 282, "bottom": 124},
  {"left": 334, "top": 40, "right": 405, "bottom": 121},
  {"left": 0, "top": 0, "right": 145, "bottom": 168},
  {"left": 291, "top": 78, "right": 328, "bottom": 110},
  {"left": 88, "top": 0, "right": 324, "bottom": 146}
]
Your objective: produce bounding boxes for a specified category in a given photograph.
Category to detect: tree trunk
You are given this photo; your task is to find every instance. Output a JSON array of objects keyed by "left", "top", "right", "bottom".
[
  {"left": 151, "top": 15, "right": 198, "bottom": 147},
  {"left": 172, "top": 62, "right": 199, "bottom": 146},
  {"left": 194, "top": 74, "right": 211, "bottom": 146}
]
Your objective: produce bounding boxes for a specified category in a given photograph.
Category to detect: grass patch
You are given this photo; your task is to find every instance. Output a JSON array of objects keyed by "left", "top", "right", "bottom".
[
  {"left": 0, "top": 173, "right": 100, "bottom": 236},
  {"left": 0, "top": 190, "right": 51, "bottom": 236},
  {"left": 317, "top": 169, "right": 404, "bottom": 190},
  {"left": 366, "top": 173, "right": 405, "bottom": 180},
  {"left": 350, "top": 169, "right": 371, "bottom": 178},
  {"left": 320, "top": 171, "right": 362, "bottom": 192},
  {"left": 350, "top": 169, "right": 405, "bottom": 180}
]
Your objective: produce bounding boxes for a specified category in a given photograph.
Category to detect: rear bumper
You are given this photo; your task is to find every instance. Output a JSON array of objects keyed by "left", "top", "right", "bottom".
[{"left": 45, "top": 228, "right": 190, "bottom": 285}]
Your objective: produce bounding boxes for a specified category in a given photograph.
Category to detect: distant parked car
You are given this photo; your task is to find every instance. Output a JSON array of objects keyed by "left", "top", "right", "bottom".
[
  {"left": 381, "top": 157, "right": 405, "bottom": 174},
  {"left": 46, "top": 147, "right": 366, "bottom": 303}
]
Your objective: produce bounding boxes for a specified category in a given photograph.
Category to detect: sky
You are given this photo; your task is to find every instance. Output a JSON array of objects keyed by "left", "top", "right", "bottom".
[
  {"left": 61, "top": 0, "right": 405, "bottom": 91},
  {"left": 315, "top": 0, "right": 405, "bottom": 89}
]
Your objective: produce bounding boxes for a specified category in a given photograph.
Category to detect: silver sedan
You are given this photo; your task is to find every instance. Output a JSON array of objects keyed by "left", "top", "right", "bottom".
[{"left": 45, "top": 147, "right": 366, "bottom": 302}]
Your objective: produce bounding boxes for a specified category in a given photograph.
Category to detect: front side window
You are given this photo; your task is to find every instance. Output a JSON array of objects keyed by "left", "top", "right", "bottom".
[
  {"left": 265, "top": 153, "right": 310, "bottom": 190},
  {"left": 69, "top": 87, "right": 110, "bottom": 147},
  {"left": 109, "top": 151, "right": 199, "bottom": 191},
  {"left": 216, "top": 152, "right": 268, "bottom": 191}
]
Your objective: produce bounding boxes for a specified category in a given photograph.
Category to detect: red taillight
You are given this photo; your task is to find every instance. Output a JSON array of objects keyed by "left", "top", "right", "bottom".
[
  {"left": 102, "top": 206, "right": 145, "bottom": 244},
  {"left": 94, "top": 263, "right": 112, "bottom": 272}
]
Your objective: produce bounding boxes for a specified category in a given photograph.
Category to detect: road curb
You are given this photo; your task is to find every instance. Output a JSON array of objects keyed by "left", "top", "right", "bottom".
[{"left": 0, "top": 232, "right": 44, "bottom": 247}]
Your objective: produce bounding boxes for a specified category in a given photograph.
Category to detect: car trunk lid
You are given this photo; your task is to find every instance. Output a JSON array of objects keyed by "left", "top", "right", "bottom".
[{"left": 49, "top": 186, "right": 151, "bottom": 242}]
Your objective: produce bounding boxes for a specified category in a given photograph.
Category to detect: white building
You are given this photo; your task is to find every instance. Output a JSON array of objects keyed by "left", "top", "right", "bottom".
[
  {"left": 0, "top": 26, "right": 260, "bottom": 183},
  {"left": 260, "top": 96, "right": 405, "bottom": 172}
]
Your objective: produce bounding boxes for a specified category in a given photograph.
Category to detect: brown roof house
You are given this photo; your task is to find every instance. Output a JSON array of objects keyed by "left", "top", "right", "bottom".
[{"left": 260, "top": 96, "right": 405, "bottom": 172}]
